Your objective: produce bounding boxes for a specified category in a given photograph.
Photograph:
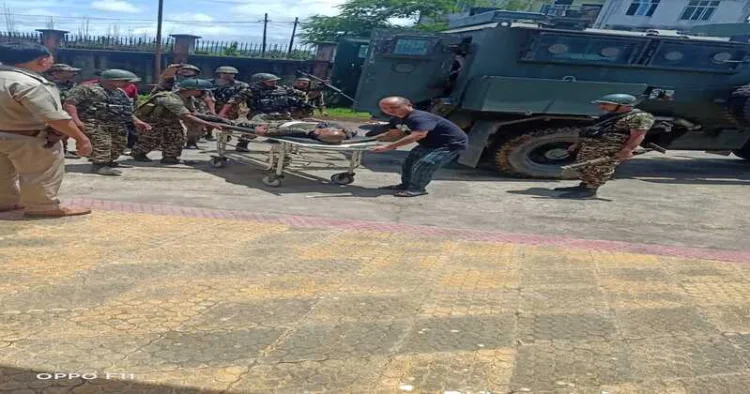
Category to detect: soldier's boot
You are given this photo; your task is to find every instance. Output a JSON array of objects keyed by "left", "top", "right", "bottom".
[
  {"left": 131, "top": 152, "right": 152, "bottom": 162},
  {"left": 185, "top": 138, "right": 199, "bottom": 149},
  {"left": 554, "top": 183, "right": 588, "bottom": 192},
  {"left": 204, "top": 131, "right": 216, "bottom": 141},
  {"left": 559, "top": 188, "right": 598, "bottom": 199},
  {"left": 235, "top": 140, "right": 250, "bottom": 153},
  {"left": 107, "top": 162, "right": 133, "bottom": 169},
  {"left": 160, "top": 157, "right": 181, "bottom": 165},
  {"left": 91, "top": 164, "right": 122, "bottom": 176}
]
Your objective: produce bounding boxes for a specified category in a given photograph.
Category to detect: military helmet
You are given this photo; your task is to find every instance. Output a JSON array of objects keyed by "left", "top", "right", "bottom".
[
  {"left": 48, "top": 63, "right": 81, "bottom": 73},
  {"left": 251, "top": 73, "right": 281, "bottom": 84},
  {"left": 215, "top": 66, "right": 239, "bottom": 74},
  {"left": 100, "top": 69, "right": 140, "bottom": 82},
  {"left": 178, "top": 78, "right": 214, "bottom": 91},
  {"left": 295, "top": 77, "right": 311, "bottom": 82},
  {"left": 592, "top": 94, "right": 638, "bottom": 106},
  {"left": 180, "top": 64, "right": 201, "bottom": 73}
]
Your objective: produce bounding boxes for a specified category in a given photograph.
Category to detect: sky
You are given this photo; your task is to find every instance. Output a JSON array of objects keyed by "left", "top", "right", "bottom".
[{"left": 0, "top": 0, "right": 364, "bottom": 45}]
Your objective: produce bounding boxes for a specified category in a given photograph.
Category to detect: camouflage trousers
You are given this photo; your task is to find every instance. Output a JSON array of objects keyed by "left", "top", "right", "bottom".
[
  {"left": 575, "top": 136, "right": 628, "bottom": 188},
  {"left": 133, "top": 121, "right": 185, "bottom": 159},
  {"left": 185, "top": 122, "right": 205, "bottom": 142},
  {"left": 84, "top": 123, "right": 127, "bottom": 164}
]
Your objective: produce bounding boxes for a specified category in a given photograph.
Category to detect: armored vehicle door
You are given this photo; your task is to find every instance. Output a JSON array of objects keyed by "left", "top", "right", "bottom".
[{"left": 354, "top": 29, "right": 463, "bottom": 115}]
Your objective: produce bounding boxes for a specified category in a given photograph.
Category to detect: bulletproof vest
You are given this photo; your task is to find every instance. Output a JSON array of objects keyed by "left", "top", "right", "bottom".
[
  {"left": 579, "top": 110, "right": 642, "bottom": 139},
  {"left": 79, "top": 84, "right": 133, "bottom": 124},
  {"left": 212, "top": 80, "right": 245, "bottom": 106},
  {"left": 135, "top": 92, "right": 175, "bottom": 120},
  {"left": 250, "top": 86, "right": 303, "bottom": 114}
]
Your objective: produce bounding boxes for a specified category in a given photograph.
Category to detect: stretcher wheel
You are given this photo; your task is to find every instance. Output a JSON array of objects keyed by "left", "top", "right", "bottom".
[
  {"left": 262, "top": 175, "right": 283, "bottom": 187},
  {"left": 210, "top": 157, "right": 226, "bottom": 168},
  {"left": 331, "top": 172, "right": 355, "bottom": 185}
]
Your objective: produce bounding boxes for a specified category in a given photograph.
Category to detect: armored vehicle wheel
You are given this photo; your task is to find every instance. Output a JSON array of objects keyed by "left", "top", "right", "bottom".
[{"left": 495, "top": 128, "right": 580, "bottom": 179}]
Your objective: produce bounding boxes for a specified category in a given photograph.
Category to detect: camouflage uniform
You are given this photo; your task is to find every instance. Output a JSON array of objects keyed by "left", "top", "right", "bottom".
[
  {"left": 213, "top": 79, "right": 248, "bottom": 120},
  {"left": 132, "top": 92, "right": 194, "bottom": 160},
  {"left": 576, "top": 110, "right": 655, "bottom": 188},
  {"left": 65, "top": 84, "right": 133, "bottom": 165},
  {"left": 291, "top": 87, "right": 325, "bottom": 118}
]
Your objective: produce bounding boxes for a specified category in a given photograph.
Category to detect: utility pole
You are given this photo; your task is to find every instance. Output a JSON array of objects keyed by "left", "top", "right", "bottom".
[
  {"left": 287, "top": 17, "right": 298, "bottom": 56},
  {"left": 154, "top": 0, "right": 164, "bottom": 83},
  {"left": 262, "top": 13, "right": 268, "bottom": 57}
]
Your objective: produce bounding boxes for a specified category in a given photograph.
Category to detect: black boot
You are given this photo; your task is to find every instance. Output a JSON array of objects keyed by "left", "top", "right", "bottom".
[
  {"left": 160, "top": 157, "right": 180, "bottom": 165},
  {"left": 559, "top": 188, "right": 598, "bottom": 199},
  {"left": 554, "top": 183, "right": 587, "bottom": 192},
  {"left": 131, "top": 152, "right": 152, "bottom": 162},
  {"left": 235, "top": 140, "right": 250, "bottom": 153},
  {"left": 204, "top": 133, "right": 216, "bottom": 141},
  {"left": 185, "top": 139, "right": 199, "bottom": 149}
]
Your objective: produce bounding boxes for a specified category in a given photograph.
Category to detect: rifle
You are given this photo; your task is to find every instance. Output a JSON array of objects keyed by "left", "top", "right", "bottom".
[
  {"left": 193, "top": 113, "right": 260, "bottom": 134},
  {"left": 296, "top": 70, "right": 355, "bottom": 102},
  {"left": 561, "top": 142, "right": 667, "bottom": 171}
]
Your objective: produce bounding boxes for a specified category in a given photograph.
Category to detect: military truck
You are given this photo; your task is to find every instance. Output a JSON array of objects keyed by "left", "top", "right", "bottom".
[{"left": 351, "top": 10, "right": 750, "bottom": 179}]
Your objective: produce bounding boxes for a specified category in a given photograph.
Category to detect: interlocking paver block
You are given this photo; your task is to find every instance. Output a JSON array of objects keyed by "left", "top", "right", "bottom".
[
  {"left": 376, "top": 349, "right": 515, "bottom": 393},
  {"left": 124, "top": 329, "right": 284, "bottom": 371},
  {"left": 232, "top": 357, "right": 386, "bottom": 394},
  {"left": 628, "top": 335, "right": 748, "bottom": 379},
  {"left": 519, "top": 287, "right": 608, "bottom": 313},
  {"left": 519, "top": 268, "right": 598, "bottom": 288},
  {"left": 510, "top": 342, "right": 632, "bottom": 392},
  {"left": 309, "top": 294, "right": 422, "bottom": 323},
  {"left": 615, "top": 307, "right": 719, "bottom": 339},
  {"left": 517, "top": 313, "right": 617, "bottom": 343},
  {"left": 400, "top": 315, "right": 515, "bottom": 353},
  {"left": 419, "top": 289, "right": 520, "bottom": 317},
  {"left": 185, "top": 299, "right": 316, "bottom": 330},
  {"left": 264, "top": 322, "right": 408, "bottom": 362}
]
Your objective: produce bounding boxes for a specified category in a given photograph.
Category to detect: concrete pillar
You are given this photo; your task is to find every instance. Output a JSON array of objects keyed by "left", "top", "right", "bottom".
[
  {"left": 36, "top": 29, "right": 69, "bottom": 56},
  {"left": 312, "top": 41, "right": 337, "bottom": 79},
  {"left": 170, "top": 34, "right": 201, "bottom": 64}
]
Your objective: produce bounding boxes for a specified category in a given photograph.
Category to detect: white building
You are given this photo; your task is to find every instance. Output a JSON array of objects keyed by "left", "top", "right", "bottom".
[{"left": 593, "top": 0, "right": 750, "bottom": 30}]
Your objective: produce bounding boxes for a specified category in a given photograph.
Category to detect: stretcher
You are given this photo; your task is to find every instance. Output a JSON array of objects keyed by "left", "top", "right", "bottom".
[{"left": 209, "top": 128, "right": 381, "bottom": 187}]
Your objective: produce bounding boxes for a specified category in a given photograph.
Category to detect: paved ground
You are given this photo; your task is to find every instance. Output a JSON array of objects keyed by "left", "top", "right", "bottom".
[
  {"left": 1, "top": 137, "right": 750, "bottom": 393},
  {"left": 58, "top": 135, "right": 750, "bottom": 251}
]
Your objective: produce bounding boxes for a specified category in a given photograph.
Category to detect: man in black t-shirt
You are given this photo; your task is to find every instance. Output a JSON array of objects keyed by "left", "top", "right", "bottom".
[{"left": 372, "top": 96, "right": 468, "bottom": 197}]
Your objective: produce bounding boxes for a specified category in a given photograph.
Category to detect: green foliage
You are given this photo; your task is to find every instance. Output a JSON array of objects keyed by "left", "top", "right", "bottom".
[
  {"left": 300, "top": 0, "right": 488, "bottom": 43},
  {"left": 222, "top": 42, "right": 240, "bottom": 57}
]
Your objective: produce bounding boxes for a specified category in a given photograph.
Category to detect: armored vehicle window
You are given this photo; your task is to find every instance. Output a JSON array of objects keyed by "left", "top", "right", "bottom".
[
  {"left": 392, "top": 39, "right": 431, "bottom": 56},
  {"left": 649, "top": 41, "right": 747, "bottom": 71},
  {"left": 523, "top": 33, "right": 644, "bottom": 65},
  {"left": 357, "top": 45, "right": 369, "bottom": 58}
]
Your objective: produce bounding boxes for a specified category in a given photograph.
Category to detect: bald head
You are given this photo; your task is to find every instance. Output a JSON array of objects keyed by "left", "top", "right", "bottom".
[{"left": 379, "top": 96, "right": 413, "bottom": 117}]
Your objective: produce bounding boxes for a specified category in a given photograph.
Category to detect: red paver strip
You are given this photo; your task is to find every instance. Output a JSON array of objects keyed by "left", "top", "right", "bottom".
[{"left": 1, "top": 197, "right": 748, "bottom": 263}]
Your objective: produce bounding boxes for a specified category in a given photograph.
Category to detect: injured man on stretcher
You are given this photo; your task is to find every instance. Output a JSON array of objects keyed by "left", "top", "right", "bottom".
[{"left": 235, "top": 118, "right": 358, "bottom": 145}]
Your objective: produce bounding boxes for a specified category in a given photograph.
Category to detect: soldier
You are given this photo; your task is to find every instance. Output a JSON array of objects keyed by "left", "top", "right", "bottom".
[
  {"left": 230, "top": 73, "right": 307, "bottom": 152},
  {"left": 64, "top": 69, "right": 152, "bottom": 176},
  {"left": 555, "top": 94, "right": 655, "bottom": 199},
  {"left": 292, "top": 77, "right": 328, "bottom": 118},
  {"left": 151, "top": 64, "right": 216, "bottom": 147},
  {"left": 0, "top": 42, "right": 92, "bottom": 217},
  {"left": 151, "top": 63, "right": 202, "bottom": 93},
  {"left": 46, "top": 63, "right": 81, "bottom": 159},
  {"left": 130, "top": 78, "right": 225, "bottom": 165}
]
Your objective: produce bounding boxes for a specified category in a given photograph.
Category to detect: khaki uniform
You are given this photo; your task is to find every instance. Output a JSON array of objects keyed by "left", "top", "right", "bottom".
[{"left": 0, "top": 66, "right": 71, "bottom": 212}]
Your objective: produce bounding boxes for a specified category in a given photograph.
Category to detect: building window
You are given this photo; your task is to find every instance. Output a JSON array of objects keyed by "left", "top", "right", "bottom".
[
  {"left": 680, "top": 0, "right": 721, "bottom": 21},
  {"left": 625, "top": 0, "right": 660, "bottom": 17}
]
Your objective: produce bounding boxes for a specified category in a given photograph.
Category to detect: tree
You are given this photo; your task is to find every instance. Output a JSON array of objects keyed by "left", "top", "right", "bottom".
[{"left": 300, "top": 0, "right": 486, "bottom": 43}]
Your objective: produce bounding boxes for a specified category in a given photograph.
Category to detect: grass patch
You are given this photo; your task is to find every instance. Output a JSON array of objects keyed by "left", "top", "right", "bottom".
[{"left": 325, "top": 107, "right": 372, "bottom": 121}]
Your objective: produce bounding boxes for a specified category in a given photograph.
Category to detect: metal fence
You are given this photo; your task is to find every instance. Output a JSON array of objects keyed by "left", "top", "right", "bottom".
[
  {"left": 193, "top": 40, "right": 316, "bottom": 60},
  {"left": 0, "top": 31, "right": 316, "bottom": 60}
]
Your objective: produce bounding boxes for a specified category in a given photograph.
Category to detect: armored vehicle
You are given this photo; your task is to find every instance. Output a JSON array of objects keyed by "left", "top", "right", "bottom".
[
  {"left": 329, "top": 37, "right": 370, "bottom": 105},
  {"left": 351, "top": 10, "right": 750, "bottom": 178}
]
